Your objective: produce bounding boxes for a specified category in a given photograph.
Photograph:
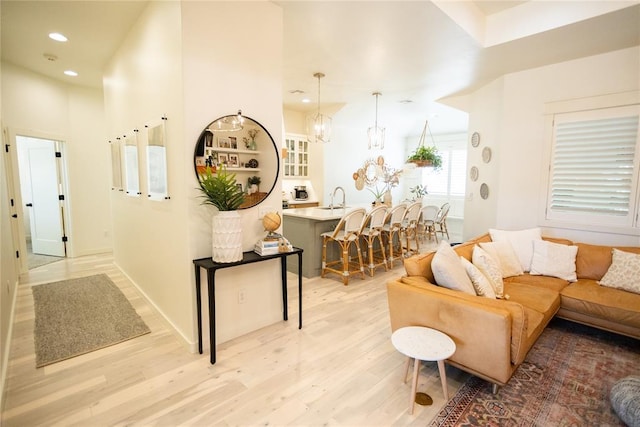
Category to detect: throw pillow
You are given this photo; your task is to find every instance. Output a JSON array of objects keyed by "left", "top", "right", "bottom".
[
  {"left": 471, "top": 245, "right": 505, "bottom": 299},
  {"left": 431, "top": 240, "right": 476, "bottom": 295},
  {"left": 529, "top": 239, "right": 578, "bottom": 282},
  {"left": 479, "top": 241, "right": 524, "bottom": 278},
  {"left": 599, "top": 249, "right": 640, "bottom": 294},
  {"left": 489, "top": 227, "right": 542, "bottom": 272},
  {"left": 460, "top": 256, "right": 496, "bottom": 299}
]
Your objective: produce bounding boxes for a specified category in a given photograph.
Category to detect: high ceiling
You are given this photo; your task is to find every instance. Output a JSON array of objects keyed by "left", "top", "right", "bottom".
[{"left": 2, "top": 1, "right": 639, "bottom": 135}]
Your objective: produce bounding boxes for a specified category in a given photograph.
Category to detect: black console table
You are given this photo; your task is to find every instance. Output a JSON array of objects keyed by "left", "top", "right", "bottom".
[{"left": 193, "top": 247, "right": 303, "bottom": 364}]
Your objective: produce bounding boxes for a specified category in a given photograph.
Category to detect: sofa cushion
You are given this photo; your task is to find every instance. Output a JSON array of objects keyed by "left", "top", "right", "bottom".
[
  {"left": 479, "top": 241, "right": 524, "bottom": 278},
  {"left": 575, "top": 243, "right": 640, "bottom": 281},
  {"left": 505, "top": 281, "right": 561, "bottom": 318},
  {"left": 472, "top": 245, "right": 505, "bottom": 298},
  {"left": 599, "top": 249, "right": 640, "bottom": 295},
  {"left": 530, "top": 239, "right": 579, "bottom": 282},
  {"left": 489, "top": 227, "right": 542, "bottom": 272},
  {"left": 432, "top": 240, "right": 476, "bottom": 295},
  {"left": 461, "top": 256, "right": 496, "bottom": 299},
  {"left": 504, "top": 273, "right": 569, "bottom": 293},
  {"left": 560, "top": 279, "right": 640, "bottom": 329}
]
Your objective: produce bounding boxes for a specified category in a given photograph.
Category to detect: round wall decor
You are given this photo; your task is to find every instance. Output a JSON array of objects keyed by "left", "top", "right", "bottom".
[
  {"left": 480, "top": 183, "right": 489, "bottom": 199},
  {"left": 482, "top": 147, "right": 492, "bottom": 163},
  {"left": 470, "top": 166, "right": 479, "bottom": 182},
  {"left": 471, "top": 132, "right": 480, "bottom": 147}
]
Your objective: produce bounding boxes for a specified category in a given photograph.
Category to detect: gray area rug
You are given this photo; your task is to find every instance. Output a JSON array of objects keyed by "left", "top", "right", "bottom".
[{"left": 32, "top": 273, "right": 151, "bottom": 368}]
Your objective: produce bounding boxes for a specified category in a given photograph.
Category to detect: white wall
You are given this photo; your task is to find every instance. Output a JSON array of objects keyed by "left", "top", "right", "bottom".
[
  {"left": 1, "top": 62, "right": 112, "bottom": 259},
  {"left": 462, "top": 47, "right": 640, "bottom": 245},
  {"left": 104, "top": 1, "right": 285, "bottom": 349}
]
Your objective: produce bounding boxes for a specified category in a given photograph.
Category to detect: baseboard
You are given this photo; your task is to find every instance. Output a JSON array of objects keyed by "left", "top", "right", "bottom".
[
  {"left": 113, "top": 262, "right": 197, "bottom": 354},
  {"left": 0, "top": 277, "right": 20, "bottom": 415}
]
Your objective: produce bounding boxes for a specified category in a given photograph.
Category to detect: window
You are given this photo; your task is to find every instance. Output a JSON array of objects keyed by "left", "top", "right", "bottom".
[
  {"left": 422, "top": 147, "right": 467, "bottom": 197},
  {"left": 546, "top": 105, "right": 640, "bottom": 228}
]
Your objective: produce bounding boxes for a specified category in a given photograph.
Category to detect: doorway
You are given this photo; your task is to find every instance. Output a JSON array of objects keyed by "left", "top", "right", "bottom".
[{"left": 15, "top": 135, "right": 68, "bottom": 269}]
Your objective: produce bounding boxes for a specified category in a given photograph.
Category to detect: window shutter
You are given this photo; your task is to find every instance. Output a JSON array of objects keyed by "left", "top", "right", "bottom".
[{"left": 550, "top": 115, "right": 639, "bottom": 216}]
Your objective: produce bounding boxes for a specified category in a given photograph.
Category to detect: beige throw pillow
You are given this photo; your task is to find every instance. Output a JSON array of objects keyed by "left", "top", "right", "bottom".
[
  {"left": 489, "top": 227, "right": 542, "bottom": 272},
  {"left": 599, "top": 249, "right": 640, "bottom": 295},
  {"left": 471, "top": 245, "right": 505, "bottom": 298},
  {"left": 530, "top": 240, "right": 578, "bottom": 282},
  {"left": 479, "top": 241, "right": 524, "bottom": 278},
  {"left": 460, "top": 256, "right": 496, "bottom": 299},
  {"left": 431, "top": 240, "right": 476, "bottom": 295}
]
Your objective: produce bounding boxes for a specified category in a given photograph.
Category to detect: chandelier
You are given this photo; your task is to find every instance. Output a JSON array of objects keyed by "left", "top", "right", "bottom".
[
  {"left": 306, "top": 72, "right": 331, "bottom": 143},
  {"left": 208, "top": 110, "right": 244, "bottom": 132},
  {"left": 367, "top": 92, "right": 385, "bottom": 149}
]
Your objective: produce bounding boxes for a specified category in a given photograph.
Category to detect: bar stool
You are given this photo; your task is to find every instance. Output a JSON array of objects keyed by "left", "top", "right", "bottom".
[
  {"left": 321, "top": 208, "right": 366, "bottom": 285},
  {"left": 381, "top": 203, "right": 407, "bottom": 268},
  {"left": 401, "top": 201, "right": 423, "bottom": 257},
  {"left": 359, "top": 205, "right": 389, "bottom": 276},
  {"left": 435, "top": 203, "right": 451, "bottom": 240},
  {"left": 418, "top": 205, "right": 439, "bottom": 243}
]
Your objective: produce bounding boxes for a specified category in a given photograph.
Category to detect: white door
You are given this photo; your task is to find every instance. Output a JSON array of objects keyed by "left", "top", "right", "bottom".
[{"left": 19, "top": 137, "right": 65, "bottom": 256}]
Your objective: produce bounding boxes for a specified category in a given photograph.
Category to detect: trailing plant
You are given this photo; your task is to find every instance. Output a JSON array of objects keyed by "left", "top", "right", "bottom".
[
  {"left": 406, "top": 145, "right": 443, "bottom": 170},
  {"left": 198, "top": 165, "right": 245, "bottom": 211}
]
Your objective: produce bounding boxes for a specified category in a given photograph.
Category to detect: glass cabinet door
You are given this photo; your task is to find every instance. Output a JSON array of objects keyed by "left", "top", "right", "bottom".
[{"left": 284, "top": 134, "right": 308, "bottom": 178}]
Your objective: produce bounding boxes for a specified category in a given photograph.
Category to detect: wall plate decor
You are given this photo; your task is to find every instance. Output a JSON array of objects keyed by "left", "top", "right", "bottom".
[
  {"left": 470, "top": 166, "right": 479, "bottom": 182},
  {"left": 482, "top": 146, "right": 492, "bottom": 163},
  {"left": 471, "top": 132, "right": 480, "bottom": 148},
  {"left": 480, "top": 183, "right": 489, "bottom": 199}
]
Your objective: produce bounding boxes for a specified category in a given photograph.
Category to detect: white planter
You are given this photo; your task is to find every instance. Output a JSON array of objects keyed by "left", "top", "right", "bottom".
[{"left": 211, "top": 210, "right": 243, "bottom": 263}]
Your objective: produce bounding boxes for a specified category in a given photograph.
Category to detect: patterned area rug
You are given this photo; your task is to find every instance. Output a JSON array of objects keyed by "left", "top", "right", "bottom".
[{"left": 430, "top": 318, "right": 639, "bottom": 426}]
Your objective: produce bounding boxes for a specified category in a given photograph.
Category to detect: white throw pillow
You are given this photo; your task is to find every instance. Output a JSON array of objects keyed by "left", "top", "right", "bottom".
[
  {"left": 460, "top": 256, "right": 496, "bottom": 299},
  {"left": 599, "top": 249, "right": 640, "bottom": 295},
  {"left": 529, "top": 240, "right": 578, "bottom": 282},
  {"left": 479, "top": 241, "right": 524, "bottom": 278},
  {"left": 431, "top": 240, "right": 476, "bottom": 295},
  {"left": 471, "top": 245, "right": 505, "bottom": 299},
  {"left": 489, "top": 227, "right": 542, "bottom": 272}
]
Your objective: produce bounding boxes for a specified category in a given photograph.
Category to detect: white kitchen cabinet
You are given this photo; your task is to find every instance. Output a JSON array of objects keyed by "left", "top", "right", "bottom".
[{"left": 283, "top": 134, "right": 308, "bottom": 177}]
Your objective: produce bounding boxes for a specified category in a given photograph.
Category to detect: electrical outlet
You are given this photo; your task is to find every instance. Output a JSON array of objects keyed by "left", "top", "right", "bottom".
[{"left": 238, "top": 289, "right": 246, "bottom": 304}]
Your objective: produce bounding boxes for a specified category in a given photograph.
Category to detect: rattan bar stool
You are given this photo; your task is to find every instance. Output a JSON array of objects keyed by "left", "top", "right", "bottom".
[{"left": 321, "top": 208, "right": 367, "bottom": 285}]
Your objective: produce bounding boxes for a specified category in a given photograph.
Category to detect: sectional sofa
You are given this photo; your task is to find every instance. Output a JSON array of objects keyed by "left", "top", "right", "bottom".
[{"left": 386, "top": 231, "right": 640, "bottom": 390}]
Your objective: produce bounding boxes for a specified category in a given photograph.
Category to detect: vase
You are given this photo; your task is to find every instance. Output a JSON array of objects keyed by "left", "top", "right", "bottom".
[
  {"left": 383, "top": 190, "right": 392, "bottom": 207},
  {"left": 211, "top": 211, "right": 243, "bottom": 263},
  {"left": 249, "top": 139, "right": 258, "bottom": 151}
]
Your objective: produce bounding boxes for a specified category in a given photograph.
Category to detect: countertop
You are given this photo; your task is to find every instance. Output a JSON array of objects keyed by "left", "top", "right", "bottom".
[{"left": 282, "top": 204, "right": 371, "bottom": 221}]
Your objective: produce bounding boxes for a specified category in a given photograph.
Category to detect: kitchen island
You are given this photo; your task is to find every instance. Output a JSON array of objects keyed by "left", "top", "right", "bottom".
[{"left": 283, "top": 205, "right": 365, "bottom": 278}]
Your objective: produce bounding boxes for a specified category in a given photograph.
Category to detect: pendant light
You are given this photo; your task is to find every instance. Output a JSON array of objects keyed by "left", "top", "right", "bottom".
[
  {"left": 208, "top": 110, "right": 244, "bottom": 132},
  {"left": 306, "top": 72, "right": 332, "bottom": 143},
  {"left": 368, "top": 92, "right": 385, "bottom": 149}
]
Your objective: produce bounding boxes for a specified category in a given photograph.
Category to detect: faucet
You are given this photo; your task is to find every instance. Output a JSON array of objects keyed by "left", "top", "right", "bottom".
[{"left": 330, "top": 186, "right": 346, "bottom": 209}]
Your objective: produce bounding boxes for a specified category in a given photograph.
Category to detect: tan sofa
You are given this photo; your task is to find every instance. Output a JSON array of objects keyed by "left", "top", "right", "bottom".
[{"left": 386, "top": 233, "right": 640, "bottom": 389}]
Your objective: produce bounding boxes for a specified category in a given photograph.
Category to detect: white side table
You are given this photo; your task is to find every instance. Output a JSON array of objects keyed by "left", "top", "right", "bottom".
[{"left": 391, "top": 326, "right": 456, "bottom": 415}]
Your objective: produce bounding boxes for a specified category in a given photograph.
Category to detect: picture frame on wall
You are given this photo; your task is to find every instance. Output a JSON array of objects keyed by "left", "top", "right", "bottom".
[
  {"left": 218, "top": 137, "right": 231, "bottom": 149},
  {"left": 228, "top": 153, "right": 239, "bottom": 167},
  {"left": 236, "top": 183, "right": 244, "bottom": 193},
  {"left": 218, "top": 153, "right": 229, "bottom": 165},
  {"left": 229, "top": 136, "right": 238, "bottom": 149}
]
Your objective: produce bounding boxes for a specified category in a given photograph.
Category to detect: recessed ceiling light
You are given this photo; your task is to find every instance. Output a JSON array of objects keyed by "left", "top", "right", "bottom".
[
  {"left": 64, "top": 70, "right": 78, "bottom": 77},
  {"left": 49, "top": 32, "right": 68, "bottom": 42},
  {"left": 302, "top": 98, "right": 310, "bottom": 103}
]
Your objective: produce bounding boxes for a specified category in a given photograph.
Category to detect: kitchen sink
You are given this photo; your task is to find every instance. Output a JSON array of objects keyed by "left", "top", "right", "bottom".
[{"left": 316, "top": 206, "right": 351, "bottom": 210}]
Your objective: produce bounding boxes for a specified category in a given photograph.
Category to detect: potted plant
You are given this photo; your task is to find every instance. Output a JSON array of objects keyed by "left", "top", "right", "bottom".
[
  {"left": 247, "top": 175, "right": 261, "bottom": 194},
  {"left": 198, "top": 165, "right": 245, "bottom": 263},
  {"left": 406, "top": 145, "right": 443, "bottom": 170}
]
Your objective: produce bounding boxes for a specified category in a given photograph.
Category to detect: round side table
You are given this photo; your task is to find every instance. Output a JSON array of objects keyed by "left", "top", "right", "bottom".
[{"left": 391, "top": 326, "right": 456, "bottom": 415}]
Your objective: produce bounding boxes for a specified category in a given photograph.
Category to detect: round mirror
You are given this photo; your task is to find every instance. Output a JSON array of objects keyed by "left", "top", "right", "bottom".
[{"left": 194, "top": 114, "right": 280, "bottom": 209}]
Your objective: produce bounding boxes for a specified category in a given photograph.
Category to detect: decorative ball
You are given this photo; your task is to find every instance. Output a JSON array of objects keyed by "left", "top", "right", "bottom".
[{"left": 262, "top": 212, "right": 281, "bottom": 232}]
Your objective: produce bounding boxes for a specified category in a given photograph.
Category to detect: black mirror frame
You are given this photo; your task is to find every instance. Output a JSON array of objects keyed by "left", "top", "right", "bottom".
[{"left": 194, "top": 114, "right": 280, "bottom": 210}]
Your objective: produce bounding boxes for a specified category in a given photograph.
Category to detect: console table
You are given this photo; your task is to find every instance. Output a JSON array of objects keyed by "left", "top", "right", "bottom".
[{"left": 193, "top": 247, "right": 303, "bottom": 364}]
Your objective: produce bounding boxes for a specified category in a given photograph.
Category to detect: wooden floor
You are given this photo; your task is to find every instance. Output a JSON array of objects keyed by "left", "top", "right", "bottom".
[{"left": 2, "top": 237, "right": 469, "bottom": 426}]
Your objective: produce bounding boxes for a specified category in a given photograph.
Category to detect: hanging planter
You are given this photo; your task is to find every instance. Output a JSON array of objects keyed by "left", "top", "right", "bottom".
[{"left": 406, "top": 120, "right": 443, "bottom": 170}]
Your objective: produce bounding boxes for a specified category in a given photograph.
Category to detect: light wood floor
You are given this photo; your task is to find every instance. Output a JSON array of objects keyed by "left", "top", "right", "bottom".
[{"left": 2, "top": 238, "right": 469, "bottom": 426}]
